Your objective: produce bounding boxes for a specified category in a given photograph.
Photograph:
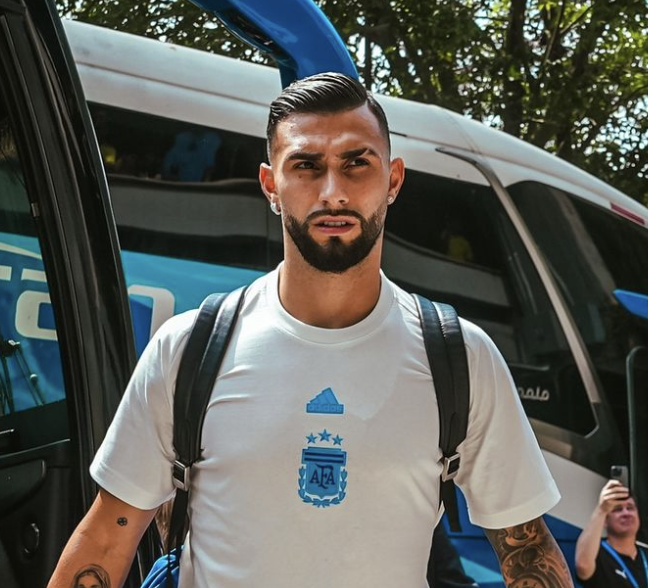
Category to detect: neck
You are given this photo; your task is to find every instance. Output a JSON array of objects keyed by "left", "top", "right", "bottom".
[
  {"left": 608, "top": 535, "right": 638, "bottom": 558},
  {"left": 279, "top": 247, "right": 382, "bottom": 329}
]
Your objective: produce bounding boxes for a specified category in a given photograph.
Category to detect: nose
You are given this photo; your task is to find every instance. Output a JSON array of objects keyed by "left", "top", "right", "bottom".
[
  {"left": 318, "top": 170, "right": 349, "bottom": 207},
  {"left": 619, "top": 507, "right": 635, "bottom": 519}
]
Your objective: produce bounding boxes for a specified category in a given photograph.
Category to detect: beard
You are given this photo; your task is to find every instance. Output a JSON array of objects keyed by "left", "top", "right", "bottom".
[{"left": 284, "top": 205, "right": 386, "bottom": 274}]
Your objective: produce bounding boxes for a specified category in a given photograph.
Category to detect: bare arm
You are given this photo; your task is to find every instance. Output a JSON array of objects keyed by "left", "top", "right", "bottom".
[
  {"left": 485, "top": 516, "right": 574, "bottom": 588},
  {"left": 47, "top": 489, "right": 157, "bottom": 588},
  {"left": 574, "top": 479, "right": 629, "bottom": 581}
]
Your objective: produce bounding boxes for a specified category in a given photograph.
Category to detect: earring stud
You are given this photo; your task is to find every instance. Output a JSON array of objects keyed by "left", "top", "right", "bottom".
[
  {"left": 270, "top": 201, "right": 281, "bottom": 215},
  {"left": 387, "top": 196, "right": 394, "bottom": 204}
]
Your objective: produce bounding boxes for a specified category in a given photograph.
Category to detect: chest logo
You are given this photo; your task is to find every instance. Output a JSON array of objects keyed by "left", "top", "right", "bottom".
[
  {"left": 299, "top": 429, "right": 347, "bottom": 507},
  {"left": 614, "top": 569, "right": 627, "bottom": 580},
  {"left": 306, "top": 388, "right": 344, "bottom": 414}
]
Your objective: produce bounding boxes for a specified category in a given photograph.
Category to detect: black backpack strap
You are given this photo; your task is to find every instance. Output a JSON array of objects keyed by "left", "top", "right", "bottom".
[
  {"left": 166, "top": 287, "right": 247, "bottom": 562},
  {"left": 414, "top": 294, "right": 470, "bottom": 532}
]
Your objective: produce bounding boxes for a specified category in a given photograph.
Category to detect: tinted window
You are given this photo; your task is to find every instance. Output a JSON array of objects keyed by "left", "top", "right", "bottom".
[
  {"left": 89, "top": 103, "right": 281, "bottom": 270},
  {"left": 87, "top": 104, "right": 278, "bottom": 349},
  {"left": 385, "top": 170, "right": 595, "bottom": 434},
  {"left": 509, "top": 181, "right": 648, "bottom": 452},
  {"left": 0, "top": 96, "right": 68, "bottom": 445}
]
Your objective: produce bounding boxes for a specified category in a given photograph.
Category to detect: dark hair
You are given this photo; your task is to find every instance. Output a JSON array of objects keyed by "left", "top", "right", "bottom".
[
  {"left": 73, "top": 565, "right": 110, "bottom": 588},
  {"left": 266, "top": 72, "right": 390, "bottom": 159}
]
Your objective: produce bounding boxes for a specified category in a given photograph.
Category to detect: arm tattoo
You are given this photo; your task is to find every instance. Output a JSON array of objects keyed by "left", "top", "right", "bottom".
[
  {"left": 70, "top": 564, "right": 111, "bottom": 588},
  {"left": 485, "top": 517, "right": 574, "bottom": 588}
]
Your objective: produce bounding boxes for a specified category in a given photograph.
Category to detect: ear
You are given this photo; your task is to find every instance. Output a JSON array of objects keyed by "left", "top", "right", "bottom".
[
  {"left": 387, "top": 157, "right": 405, "bottom": 204},
  {"left": 259, "top": 162, "right": 277, "bottom": 204}
]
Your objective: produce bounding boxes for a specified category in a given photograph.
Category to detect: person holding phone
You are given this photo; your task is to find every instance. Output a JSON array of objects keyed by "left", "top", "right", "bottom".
[{"left": 575, "top": 471, "right": 647, "bottom": 587}]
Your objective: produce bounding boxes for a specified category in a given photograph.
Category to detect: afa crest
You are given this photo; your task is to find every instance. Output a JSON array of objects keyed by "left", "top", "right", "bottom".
[{"left": 298, "top": 430, "right": 347, "bottom": 507}]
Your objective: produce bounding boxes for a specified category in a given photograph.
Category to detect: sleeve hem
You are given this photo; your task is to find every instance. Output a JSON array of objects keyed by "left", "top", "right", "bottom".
[
  {"left": 90, "top": 462, "right": 174, "bottom": 511},
  {"left": 468, "top": 484, "right": 561, "bottom": 529}
]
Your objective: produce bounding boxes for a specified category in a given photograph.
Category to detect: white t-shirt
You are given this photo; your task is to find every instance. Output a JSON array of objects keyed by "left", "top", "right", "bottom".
[{"left": 91, "top": 268, "right": 560, "bottom": 588}]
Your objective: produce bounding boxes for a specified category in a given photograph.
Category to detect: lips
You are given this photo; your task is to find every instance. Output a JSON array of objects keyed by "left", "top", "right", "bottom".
[
  {"left": 310, "top": 216, "right": 357, "bottom": 235},
  {"left": 313, "top": 216, "right": 358, "bottom": 227},
  {"left": 318, "top": 220, "right": 351, "bottom": 227}
]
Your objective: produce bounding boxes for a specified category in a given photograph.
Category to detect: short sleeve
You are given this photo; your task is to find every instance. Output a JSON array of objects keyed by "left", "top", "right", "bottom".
[
  {"left": 90, "top": 311, "right": 197, "bottom": 510},
  {"left": 576, "top": 553, "right": 602, "bottom": 587},
  {"left": 454, "top": 320, "right": 560, "bottom": 529}
]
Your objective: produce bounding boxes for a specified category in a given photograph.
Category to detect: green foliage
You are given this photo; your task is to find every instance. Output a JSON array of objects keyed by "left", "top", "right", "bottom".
[
  {"left": 56, "top": 0, "right": 271, "bottom": 61},
  {"left": 56, "top": 0, "right": 648, "bottom": 204}
]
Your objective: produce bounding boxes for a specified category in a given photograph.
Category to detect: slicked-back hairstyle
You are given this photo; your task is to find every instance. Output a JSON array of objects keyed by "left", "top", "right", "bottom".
[{"left": 266, "top": 72, "right": 390, "bottom": 159}]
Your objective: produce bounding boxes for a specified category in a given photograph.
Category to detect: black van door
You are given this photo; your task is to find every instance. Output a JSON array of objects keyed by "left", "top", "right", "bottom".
[{"left": 0, "top": 0, "right": 141, "bottom": 585}]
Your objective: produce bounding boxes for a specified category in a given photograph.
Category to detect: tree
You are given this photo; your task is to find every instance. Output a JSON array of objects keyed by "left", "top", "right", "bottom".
[
  {"left": 321, "top": 0, "right": 648, "bottom": 205},
  {"left": 55, "top": 0, "right": 269, "bottom": 62},
  {"left": 57, "top": 0, "right": 648, "bottom": 204}
]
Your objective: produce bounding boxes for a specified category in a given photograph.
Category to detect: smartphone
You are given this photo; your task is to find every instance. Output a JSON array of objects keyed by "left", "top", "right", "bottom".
[{"left": 610, "top": 465, "right": 629, "bottom": 489}]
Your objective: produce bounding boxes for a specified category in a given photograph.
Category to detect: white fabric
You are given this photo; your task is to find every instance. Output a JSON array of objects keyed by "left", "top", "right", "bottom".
[{"left": 91, "top": 268, "right": 560, "bottom": 588}]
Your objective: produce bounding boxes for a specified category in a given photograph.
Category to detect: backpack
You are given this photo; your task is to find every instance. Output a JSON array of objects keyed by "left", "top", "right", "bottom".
[{"left": 163, "top": 286, "right": 470, "bottom": 577}]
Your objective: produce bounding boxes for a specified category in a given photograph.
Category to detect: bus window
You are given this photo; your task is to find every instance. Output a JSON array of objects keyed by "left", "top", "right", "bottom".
[
  {"left": 385, "top": 170, "right": 595, "bottom": 435},
  {"left": 87, "top": 103, "right": 281, "bottom": 270},
  {"left": 0, "top": 96, "right": 68, "bottom": 448},
  {"left": 509, "top": 181, "right": 648, "bottom": 453}
]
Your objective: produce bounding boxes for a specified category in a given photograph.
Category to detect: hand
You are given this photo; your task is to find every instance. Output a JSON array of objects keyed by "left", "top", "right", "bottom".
[{"left": 598, "top": 479, "right": 630, "bottom": 514}]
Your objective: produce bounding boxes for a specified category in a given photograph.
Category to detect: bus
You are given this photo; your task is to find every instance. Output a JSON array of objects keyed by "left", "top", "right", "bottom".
[{"left": 0, "top": 0, "right": 647, "bottom": 586}]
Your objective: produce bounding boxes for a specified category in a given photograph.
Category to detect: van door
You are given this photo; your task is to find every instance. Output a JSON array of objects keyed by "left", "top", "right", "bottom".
[{"left": 0, "top": 0, "right": 140, "bottom": 585}]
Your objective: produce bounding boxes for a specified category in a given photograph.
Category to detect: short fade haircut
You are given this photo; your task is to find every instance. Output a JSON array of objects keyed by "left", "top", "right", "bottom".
[{"left": 266, "top": 72, "right": 390, "bottom": 159}]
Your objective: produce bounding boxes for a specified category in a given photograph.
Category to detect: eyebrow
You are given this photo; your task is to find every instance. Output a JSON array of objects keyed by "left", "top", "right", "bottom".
[
  {"left": 286, "top": 147, "right": 379, "bottom": 162},
  {"left": 286, "top": 151, "right": 323, "bottom": 162},
  {"left": 339, "top": 147, "right": 378, "bottom": 159}
]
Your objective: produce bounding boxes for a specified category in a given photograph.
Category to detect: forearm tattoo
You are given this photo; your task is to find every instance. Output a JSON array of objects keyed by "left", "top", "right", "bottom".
[
  {"left": 485, "top": 518, "right": 574, "bottom": 588},
  {"left": 70, "top": 564, "right": 111, "bottom": 588}
]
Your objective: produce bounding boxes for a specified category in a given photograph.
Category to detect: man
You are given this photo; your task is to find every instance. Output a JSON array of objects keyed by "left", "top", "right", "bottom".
[
  {"left": 576, "top": 479, "right": 647, "bottom": 587},
  {"left": 48, "top": 73, "right": 574, "bottom": 588}
]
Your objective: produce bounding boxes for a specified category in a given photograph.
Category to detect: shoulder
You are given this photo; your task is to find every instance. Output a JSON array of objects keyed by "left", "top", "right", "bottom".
[
  {"left": 151, "top": 276, "right": 269, "bottom": 361},
  {"left": 638, "top": 542, "right": 648, "bottom": 562},
  {"left": 388, "top": 281, "right": 499, "bottom": 367},
  {"left": 152, "top": 271, "right": 271, "bottom": 345},
  {"left": 591, "top": 545, "right": 620, "bottom": 575},
  {"left": 131, "top": 309, "right": 198, "bottom": 380},
  {"left": 458, "top": 317, "right": 504, "bottom": 370},
  {"left": 153, "top": 309, "right": 199, "bottom": 350}
]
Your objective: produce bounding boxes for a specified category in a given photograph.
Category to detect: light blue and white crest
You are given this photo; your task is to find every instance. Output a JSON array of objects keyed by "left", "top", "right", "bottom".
[{"left": 298, "top": 430, "right": 347, "bottom": 507}]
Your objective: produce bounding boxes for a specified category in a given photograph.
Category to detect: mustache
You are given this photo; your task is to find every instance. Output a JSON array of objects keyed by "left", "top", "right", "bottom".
[{"left": 305, "top": 209, "right": 365, "bottom": 223}]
